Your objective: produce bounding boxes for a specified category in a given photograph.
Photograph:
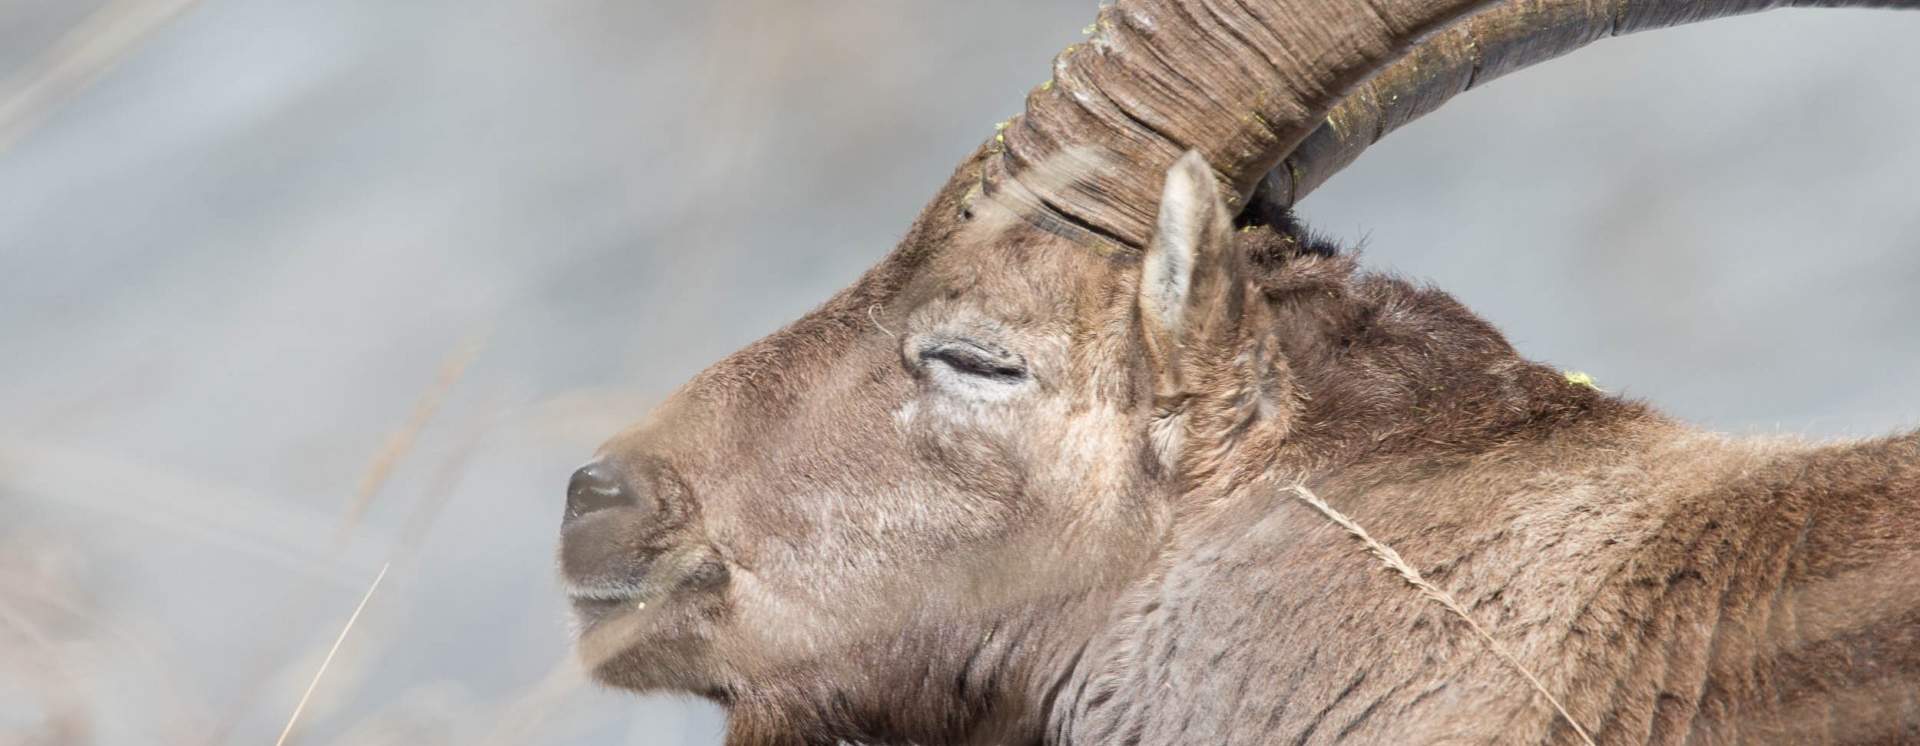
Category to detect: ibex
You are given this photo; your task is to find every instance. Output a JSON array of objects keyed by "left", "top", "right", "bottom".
[{"left": 556, "top": 0, "right": 1920, "bottom": 743}]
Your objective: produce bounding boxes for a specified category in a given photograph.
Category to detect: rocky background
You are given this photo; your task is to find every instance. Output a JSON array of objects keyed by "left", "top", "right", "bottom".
[{"left": 2, "top": 1, "right": 1917, "bottom": 743}]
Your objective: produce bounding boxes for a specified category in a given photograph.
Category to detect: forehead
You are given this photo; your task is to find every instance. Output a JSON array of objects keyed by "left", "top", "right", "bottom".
[{"left": 903, "top": 220, "right": 1130, "bottom": 327}]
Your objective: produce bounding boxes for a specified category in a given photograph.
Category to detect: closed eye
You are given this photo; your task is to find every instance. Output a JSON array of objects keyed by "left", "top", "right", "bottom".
[{"left": 921, "top": 340, "right": 1028, "bottom": 382}]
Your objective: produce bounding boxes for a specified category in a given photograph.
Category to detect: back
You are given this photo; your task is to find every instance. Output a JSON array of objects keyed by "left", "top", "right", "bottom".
[{"left": 1055, "top": 423, "right": 1920, "bottom": 744}]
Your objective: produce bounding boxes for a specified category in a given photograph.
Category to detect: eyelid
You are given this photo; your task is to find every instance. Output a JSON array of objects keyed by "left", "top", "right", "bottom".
[{"left": 921, "top": 339, "right": 1027, "bottom": 380}]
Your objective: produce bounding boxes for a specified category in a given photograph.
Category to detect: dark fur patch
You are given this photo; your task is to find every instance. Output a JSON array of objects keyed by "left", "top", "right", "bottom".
[{"left": 1233, "top": 200, "right": 1340, "bottom": 260}]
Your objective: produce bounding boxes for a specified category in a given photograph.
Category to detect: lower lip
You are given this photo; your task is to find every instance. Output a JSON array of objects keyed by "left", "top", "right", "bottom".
[{"left": 570, "top": 596, "right": 639, "bottom": 627}]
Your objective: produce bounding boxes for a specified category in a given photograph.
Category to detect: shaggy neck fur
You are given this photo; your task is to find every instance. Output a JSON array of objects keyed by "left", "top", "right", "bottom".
[
  {"left": 1038, "top": 230, "right": 1920, "bottom": 744},
  {"left": 721, "top": 589, "right": 1116, "bottom": 746}
]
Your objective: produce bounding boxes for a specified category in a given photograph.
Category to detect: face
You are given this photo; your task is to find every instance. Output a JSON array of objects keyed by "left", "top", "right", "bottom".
[{"left": 555, "top": 152, "right": 1256, "bottom": 703}]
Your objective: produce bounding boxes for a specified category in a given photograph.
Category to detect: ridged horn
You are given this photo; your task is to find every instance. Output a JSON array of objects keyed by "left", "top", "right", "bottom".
[
  {"left": 982, "top": 0, "right": 1502, "bottom": 252},
  {"left": 981, "top": 0, "right": 1917, "bottom": 253},
  {"left": 1258, "top": 0, "right": 1920, "bottom": 206}
]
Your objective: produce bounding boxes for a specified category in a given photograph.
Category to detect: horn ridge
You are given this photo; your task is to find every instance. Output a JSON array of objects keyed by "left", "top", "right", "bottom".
[{"left": 990, "top": 0, "right": 1502, "bottom": 249}]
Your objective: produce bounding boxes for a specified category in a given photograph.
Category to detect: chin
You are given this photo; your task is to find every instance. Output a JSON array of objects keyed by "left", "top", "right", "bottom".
[{"left": 570, "top": 594, "right": 730, "bottom": 696}]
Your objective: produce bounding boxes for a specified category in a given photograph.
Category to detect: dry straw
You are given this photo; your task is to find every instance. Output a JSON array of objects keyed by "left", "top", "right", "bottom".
[
  {"left": 336, "top": 334, "right": 486, "bottom": 541},
  {"left": 273, "top": 562, "right": 391, "bottom": 746},
  {"left": 0, "top": 0, "right": 204, "bottom": 156},
  {"left": 1286, "top": 484, "right": 1597, "bottom": 746}
]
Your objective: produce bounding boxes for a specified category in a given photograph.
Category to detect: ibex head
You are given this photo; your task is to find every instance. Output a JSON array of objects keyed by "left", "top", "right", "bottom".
[
  {"left": 559, "top": 151, "right": 1270, "bottom": 720},
  {"left": 556, "top": 0, "right": 1913, "bottom": 743}
]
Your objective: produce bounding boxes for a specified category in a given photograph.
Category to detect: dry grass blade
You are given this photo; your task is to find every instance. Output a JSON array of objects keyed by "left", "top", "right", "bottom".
[
  {"left": 481, "top": 659, "right": 592, "bottom": 746},
  {"left": 1286, "top": 484, "right": 1597, "bottom": 746},
  {"left": 337, "top": 334, "right": 486, "bottom": 541},
  {"left": 211, "top": 333, "right": 486, "bottom": 743},
  {"left": 273, "top": 561, "right": 391, "bottom": 746},
  {"left": 0, "top": 0, "right": 203, "bottom": 156},
  {"left": 2, "top": 438, "right": 388, "bottom": 587},
  {"left": 3, "top": 569, "right": 211, "bottom": 739},
  {"left": 393, "top": 413, "right": 488, "bottom": 559},
  {"left": 0, "top": 597, "right": 91, "bottom": 743}
]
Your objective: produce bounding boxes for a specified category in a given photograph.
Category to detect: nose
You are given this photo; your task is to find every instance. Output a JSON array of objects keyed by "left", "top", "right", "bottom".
[{"left": 565, "top": 461, "right": 640, "bottom": 523}]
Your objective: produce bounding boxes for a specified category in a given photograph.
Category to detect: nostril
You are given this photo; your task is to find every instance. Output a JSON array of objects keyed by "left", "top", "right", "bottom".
[{"left": 566, "top": 462, "right": 636, "bottom": 522}]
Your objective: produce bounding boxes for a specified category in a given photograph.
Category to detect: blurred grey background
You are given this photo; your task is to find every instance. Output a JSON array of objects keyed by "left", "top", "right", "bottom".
[{"left": 1, "top": 1, "right": 1915, "bottom": 743}]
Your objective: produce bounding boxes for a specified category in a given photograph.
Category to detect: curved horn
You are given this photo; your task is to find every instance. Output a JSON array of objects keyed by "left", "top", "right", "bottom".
[
  {"left": 983, "top": 0, "right": 1501, "bottom": 251},
  {"left": 984, "top": 0, "right": 1916, "bottom": 252},
  {"left": 1260, "top": 0, "right": 1920, "bottom": 207}
]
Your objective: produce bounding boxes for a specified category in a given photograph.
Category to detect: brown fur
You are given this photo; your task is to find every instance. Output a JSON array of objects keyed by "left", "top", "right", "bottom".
[{"left": 557, "top": 146, "right": 1920, "bottom": 745}]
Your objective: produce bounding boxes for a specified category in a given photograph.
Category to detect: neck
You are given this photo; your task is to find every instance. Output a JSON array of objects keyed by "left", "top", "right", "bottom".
[{"left": 722, "top": 574, "right": 1142, "bottom": 746}]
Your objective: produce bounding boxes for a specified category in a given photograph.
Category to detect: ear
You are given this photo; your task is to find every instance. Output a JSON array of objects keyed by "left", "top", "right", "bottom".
[{"left": 1138, "top": 150, "right": 1242, "bottom": 399}]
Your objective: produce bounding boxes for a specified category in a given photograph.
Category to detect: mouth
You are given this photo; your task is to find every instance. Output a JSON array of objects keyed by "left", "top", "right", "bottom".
[
  {"left": 567, "top": 593, "right": 647, "bottom": 636},
  {"left": 560, "top": 543, "right": 731, "bottom": 636}
]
